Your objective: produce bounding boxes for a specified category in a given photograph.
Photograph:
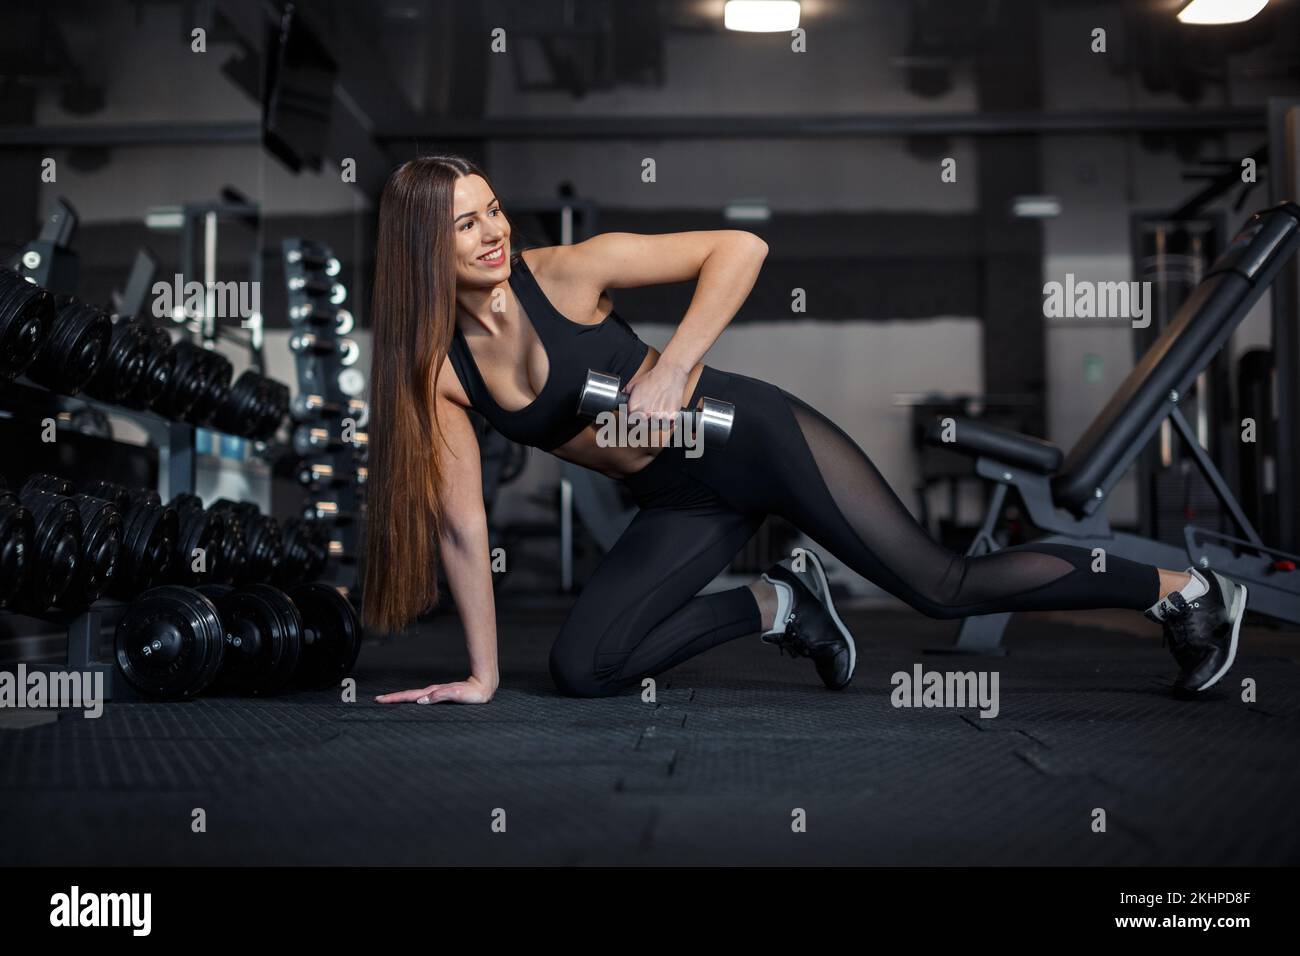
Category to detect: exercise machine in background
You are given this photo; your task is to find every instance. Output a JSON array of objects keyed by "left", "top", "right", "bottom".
[{"left": 927, "top": 203, "right": 1300, "bottom": 653}]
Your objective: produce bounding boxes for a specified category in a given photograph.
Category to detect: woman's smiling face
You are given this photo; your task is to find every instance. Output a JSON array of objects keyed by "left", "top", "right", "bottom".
[{"left": 452, "top": 173, "right": 511, "bottom": 289}]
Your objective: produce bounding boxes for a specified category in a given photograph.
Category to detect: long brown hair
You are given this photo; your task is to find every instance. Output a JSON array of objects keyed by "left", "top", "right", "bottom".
[{"left": 362, "top": 154, "right": 496, "bottom": 634}]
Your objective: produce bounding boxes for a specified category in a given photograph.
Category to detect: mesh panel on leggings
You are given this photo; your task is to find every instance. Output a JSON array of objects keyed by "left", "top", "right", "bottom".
[{"left": 779, "top": 389, "right": 1087, "bottom": 615}]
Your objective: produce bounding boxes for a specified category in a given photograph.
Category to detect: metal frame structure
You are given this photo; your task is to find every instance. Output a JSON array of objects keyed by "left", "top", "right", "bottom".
[
  {"left": 3, "top": 380, "right": 196, "bottom": 502},
  {"left": 1127, "top": 212, "right": 1225, "bottom": 542},
  {"left": 376, "top": 110, "right": 1268, "bottom": 143},
  {"left": 20, "top": 602, "right": 148, "bottom": 702},
  {"left": 176, "top": 198, "right": 266, "bottom": 368}
]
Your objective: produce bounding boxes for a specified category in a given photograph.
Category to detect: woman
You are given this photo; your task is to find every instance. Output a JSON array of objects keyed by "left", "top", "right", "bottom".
[{"left": 364, "top": 155, "right": 1246, "bottom": 705}]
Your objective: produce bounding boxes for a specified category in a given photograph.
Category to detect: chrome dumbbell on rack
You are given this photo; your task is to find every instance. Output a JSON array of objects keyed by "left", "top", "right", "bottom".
[{"left": 283, "top": 238, "right": 366, "bottom": 597}]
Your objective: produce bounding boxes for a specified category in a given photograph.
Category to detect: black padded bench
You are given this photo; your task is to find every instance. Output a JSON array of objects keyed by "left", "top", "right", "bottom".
[{"left": 924, "top": 202, "right": 1300, "bottom": 652}]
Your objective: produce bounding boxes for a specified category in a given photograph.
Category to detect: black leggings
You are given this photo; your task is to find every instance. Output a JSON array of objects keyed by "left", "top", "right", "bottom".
[{"left": 548, "top": 366, "right": 1160, "bottom": 697}]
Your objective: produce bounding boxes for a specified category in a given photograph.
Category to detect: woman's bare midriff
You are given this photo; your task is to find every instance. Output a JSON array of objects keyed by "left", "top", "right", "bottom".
[{"left": 549, "top": 346, "right": 705, "bottom": 481}]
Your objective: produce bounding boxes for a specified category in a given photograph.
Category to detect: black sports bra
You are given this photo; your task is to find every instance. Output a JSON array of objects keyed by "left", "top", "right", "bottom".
[{"left": 446, "top": 252, "right": 651, "bottom": 452}]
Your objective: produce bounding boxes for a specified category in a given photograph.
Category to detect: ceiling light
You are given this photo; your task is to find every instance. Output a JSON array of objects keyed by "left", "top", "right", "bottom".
[
  {"left": 144, "top": 207, "right": 184, "bottom": 230},
  {"left": 724, "top": 200, "right": 771, "bottom": 222},
  {"left": 1176, "top": 0, "right": 1269, "bottom": 25},
  {"left": 1011, "top": 196, "right": 1062, "bottom": 219},
  {"left": 724, "top": 1, "right": 801, "bottom": 33}
]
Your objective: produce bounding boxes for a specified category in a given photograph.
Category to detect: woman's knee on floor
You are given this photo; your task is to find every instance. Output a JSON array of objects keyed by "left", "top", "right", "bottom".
[
  {"left": 548, "top": 649, "right": 617, "bottom": 697},
  {"left": 548, "top": 627, "right": 626, "bottom": 698}
]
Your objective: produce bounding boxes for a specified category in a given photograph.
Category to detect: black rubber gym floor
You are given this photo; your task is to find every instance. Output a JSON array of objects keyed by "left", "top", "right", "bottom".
[{"left": 2, "top": 604, "right": 1298, "bottom": 866}]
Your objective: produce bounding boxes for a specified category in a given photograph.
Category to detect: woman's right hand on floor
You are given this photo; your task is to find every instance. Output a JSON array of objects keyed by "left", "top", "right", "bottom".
[{"left": 374, "top": 675, "right": 496, "bottom": 705}]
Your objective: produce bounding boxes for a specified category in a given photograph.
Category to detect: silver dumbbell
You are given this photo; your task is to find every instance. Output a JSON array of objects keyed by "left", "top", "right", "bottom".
[{"left": 577, "top": 369, "right": 735, "bottom": 448}]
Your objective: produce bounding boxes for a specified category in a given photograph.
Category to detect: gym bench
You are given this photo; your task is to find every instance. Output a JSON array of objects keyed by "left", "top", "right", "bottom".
[{"left": 924, "top": 202, "right": 1300, "bottom": 653}]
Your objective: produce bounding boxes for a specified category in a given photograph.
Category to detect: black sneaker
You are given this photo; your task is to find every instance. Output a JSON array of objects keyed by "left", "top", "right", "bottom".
[
  {"left": 760, "top": 549, "right": 856, "bottom": 690},
  {"left": 1145, "top": 568, "right": 1247, "bottom": 697}
]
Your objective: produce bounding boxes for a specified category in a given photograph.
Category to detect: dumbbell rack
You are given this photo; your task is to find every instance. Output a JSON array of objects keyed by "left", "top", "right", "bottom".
[
  {"left": 1, "top": 379, "right": 278, "bottom": 701},
  {"left": 3, "top": 378, "right": 196, "bottom": 501},
  {"left": 283, "top": 239, "right": 366, "bottom": 596}
]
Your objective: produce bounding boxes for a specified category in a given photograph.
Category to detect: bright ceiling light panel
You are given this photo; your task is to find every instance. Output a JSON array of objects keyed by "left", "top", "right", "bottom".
[
  {"left": 1177, "top": 0, "right": 1269, "bottom": 25},
  {"left": 724, "top": 1, "right": 802, "bottom": 33}
]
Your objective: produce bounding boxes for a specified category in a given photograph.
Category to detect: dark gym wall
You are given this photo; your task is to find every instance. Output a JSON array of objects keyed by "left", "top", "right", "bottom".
[{"left": 974, "top": 0, "right": 1046, "bottom": 438}]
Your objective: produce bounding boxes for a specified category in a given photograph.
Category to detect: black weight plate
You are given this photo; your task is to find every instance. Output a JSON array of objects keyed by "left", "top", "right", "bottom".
[
  {"left": 127, "top": 487, "right": 163, "bottom": 510},
  {"left": 276, "top": 519, "right": 312, "bottom": 587},
  {"left": 21, "top": 473, "right": 75, "bottom": 497},
  {"left": 0, "top": 275, "right": 53, "bottom": 381},
  {"left": 213, "top": 370, "right": 262, "bottom": 437},
  {"left": 0, "top": 500, "right": 34, "bottom": 608},
  {"left": 171, "top": 505, "right": 224, "bottom": 586},
  {"left": 231, "top": 512, "right": 282, "bottom": 583},
  {"left": 168, "top": 493, "right": 205, "bottom": 518},
  {"left": 84, "top": 314, "right": 149, "bottom": 403},
  {"left": 114, "top": 585, "right": 225, "bottom": 700},
  {"left": 67, "top": 316, "right": 113, "bottom": 393},
  {"left": 288, "top": 582, "right": 361, "bottom": 690},
  {"left": 139, "top": 505, "right": 179, "bottom": 589},
  {"left": 215, "top": 519, "right": 248, "bottom": 585},
  {"left": 114, "top": 503, "right": 149, "bottom": 596},
  {"left": 18, "top": 490, "right": 82, "bottom": 610},
  {"left": 67, "top": 494, "right": 121, "bottom": 608},
  {"left": 186, "top": 349, "right": 232, "bottom": 424},
  {"left": 113, "top": 503, "right": 151, "bottom": 595},
  {"left": 27, "top": 299, "right": 111, "bottom": 396},
  {"left": 277, "top": 519, "right": 329, "bottom": 586},
  {"left": 154, "top": 342, "right": 207, "bottom": 420},
  {"left": 114, "top": 503, "right": 178, "bottom": 597},
  {"left": 126, "top": 324, "right": 176, "bottom": 409},
  {"left": 82, "top": 480, "right": 132, "bottom": 513},
  {"left": 273, "top": 525, "right": 306, "bottom": 587},
  {"left": 241, "top": 584, "right": 303, "bottom": 695},
  {"left": 257, "top": 380, "right": 289, "bottom": 439},
  {"left": 207, "top": 585, "right": 301, "bottom": 696},
  {"left": 305, "top": 522, "right": 330, "bottom": 580}
]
